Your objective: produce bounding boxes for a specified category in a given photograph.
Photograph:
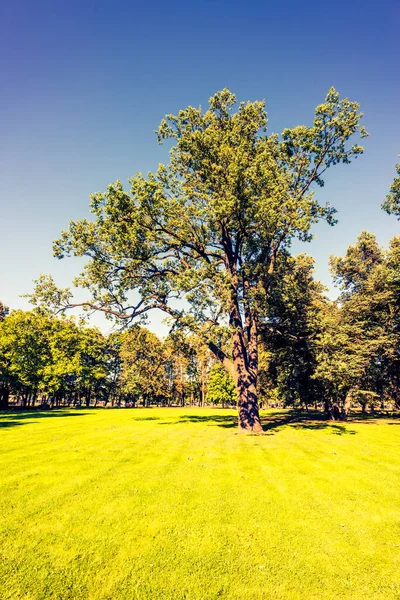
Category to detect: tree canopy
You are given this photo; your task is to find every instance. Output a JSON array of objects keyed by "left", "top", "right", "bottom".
[
  {"left": 382, "top": 160, "right": 400, "bottom": 218},
  {"left": 29, "top": 87, "right": 368, "bottom": 431}
]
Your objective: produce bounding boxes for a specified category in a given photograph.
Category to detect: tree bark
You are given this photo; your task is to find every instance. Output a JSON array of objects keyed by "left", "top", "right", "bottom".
[
  {"left": 0, "top": 388, "right": 9, "bottom": 410},
  {"left": 233, "top": 351, "right": 263, "bottom": 433},
  {"left": 208, "top": 322, "right": 263, "bottom": 432},
  {"left": 236, "top": 370, "right": 263, "bottom": 432},
  {"left": 325, "top": 399, "right": 334, "bottom": 420},
  {"left": 85, "top": 387, "right": 92, "bottom": 407},
  {"left": 340, "top": 391, "right": 352, "bottom": 421},
  {"left": 231, "top": 317, "right": 263, "bottom": 433}
]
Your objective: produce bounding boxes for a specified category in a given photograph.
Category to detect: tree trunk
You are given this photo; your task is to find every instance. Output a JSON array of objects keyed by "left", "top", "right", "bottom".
[
  {"left": 235, "top": 366, "right": 263, "bottom": 433},
  {"left": 233, "top": 299, "right": 263, "bottom": 433},
  {"left": 232, "top": 324, "right": 263, "bottom": 433},
  {"left": 325, "top": 399, "right": 334, "bottom": 420},
  {"left": 0, "top": 388, "right": 9, "bottom": 410},
  {"left": 208, "top": 321, "right": 263, "bottom": 432},
  {"left": 332, "top": 402, "right": 341, "bottom": 420},
  {"left": 340, "top": 392, "right": 352, "bottom": 421}
]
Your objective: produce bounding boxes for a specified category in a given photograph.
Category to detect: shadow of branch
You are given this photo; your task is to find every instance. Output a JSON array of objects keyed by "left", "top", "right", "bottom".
[
  {"left": 158, "top": 410, "right": 358, "bottom": 435},
  {"left": 0, "top": 410, "right": 91, "bottom": 428}
]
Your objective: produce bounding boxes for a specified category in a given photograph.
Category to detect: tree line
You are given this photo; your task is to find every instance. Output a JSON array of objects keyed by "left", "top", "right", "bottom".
[
  {"left": 1, "top": 226, "right": 399, "bottom": 418},
  {"left": 0, "top": 310, "right": 222, "bottom": 410},
  {"left": 4, "top": 89, "right": 400, "bottom": 429}
]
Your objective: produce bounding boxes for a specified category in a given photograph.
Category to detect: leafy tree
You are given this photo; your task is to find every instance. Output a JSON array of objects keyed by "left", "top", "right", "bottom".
[
  {"left": 260, "top": 253, "right": 327, "bottom": 409},
  {"left": 103, "top": 332, "right": 123, "bottom": 406},
  {"left": 329, "top": 230, "right": 383, "bottom": 298},
  {"left": 120, "top": 326, "right": 168, "bottom": 406},
  {"left": 76, "top": 327, "right": 109, "bottom": 406},
  {"left": 163, "top": 331, "right": 193, "bottom": 406},
  {"left": 0, "top": 310, "right": 52, "bottom": 407},
  {"left": 0, "top": 304, "right": 14, "bottom": 409},
  {"left": 206, "top": 363, "right": 236, "bottom": 407},
  {"left": 42, "top": 317, "right": 83, "bottom": 405},
  {"left": 0, "top": 310, "right": 112, "bottom": 409},
  {"left": 313, "top": 301, "right": 366, "bottom": 419},
  {"left": 31, "top": 88, "right": 367, "bottom": 431},
  {"left": 163, "top": 331, "right": 214, "bottom": 406},
  {"left": 315, "top": 232, "right": 400, "bottom": 418},
  {"left": 383, "top": 237, "right": 400, "bottom": 406},
  {"left": 185, "top": 333, "right": 213, "bottom": 406},
  {"left": 37, "top": 318, "right": 108, "bottom": 407},
  {"left": 382, "top": 159, "right": 400, "bottom": 218}
]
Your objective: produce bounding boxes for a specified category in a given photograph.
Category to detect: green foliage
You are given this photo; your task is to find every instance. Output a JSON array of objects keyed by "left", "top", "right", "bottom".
[
  {"left": 315, "top": 233, "right": 400, "bottom": 414},
  {"left": 206, "top": 363, "right": 236, "bottom": 406},
  {"left": 3, "top": 234, "right": 400, "bottom": 418},
  {"left": 0, "top": 309, "right": 213, "bottom": 408},
  {"left": 260, "top": 253, "right": 327, "bottom": 407},
  {"left": 0, "top": 310, "right": 109, "bottom": 406},
  {"left": 382, "top": 159, "right": 400, "bottom": 218},
  {"left": 48, "top": 86, "right": 365, "bottom": 329},
  {"left": 27, "top": 87, "right": 367, "bottom": 429},
  {"left": 120, "top": 326, "right": 168, "bottom": 402},
  {"left": 0, "top": 310, "right": 52, "bottom": 398},
  {"left": 24, "top": 274, "right": 72, "bottom": 315},
  {"left": 329, "top": 230, "right": 383, "bottom": 297},
  {"left": 14, "top": 93, "right": 400, "bottom": 421}
]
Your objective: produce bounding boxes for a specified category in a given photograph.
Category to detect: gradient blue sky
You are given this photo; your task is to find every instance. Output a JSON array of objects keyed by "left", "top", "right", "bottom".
[{"left": 1, "top": 0, "right": 399, "bottom": 334}]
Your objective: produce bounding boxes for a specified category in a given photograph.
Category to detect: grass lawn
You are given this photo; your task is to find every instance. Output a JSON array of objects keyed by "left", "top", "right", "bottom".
[{"left": 1, "top": 407, "right": 399, "bottom": 600}]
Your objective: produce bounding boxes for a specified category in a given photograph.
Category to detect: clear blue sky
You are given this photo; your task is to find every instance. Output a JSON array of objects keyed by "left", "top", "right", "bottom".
[{"left": 1, "top": 0, "right": 399, "bottom": 334}]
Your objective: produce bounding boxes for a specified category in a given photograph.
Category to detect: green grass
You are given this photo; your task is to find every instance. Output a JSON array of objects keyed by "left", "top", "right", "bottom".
[{"left": 1, "top": 407, "right": 400, "bottom": 600}]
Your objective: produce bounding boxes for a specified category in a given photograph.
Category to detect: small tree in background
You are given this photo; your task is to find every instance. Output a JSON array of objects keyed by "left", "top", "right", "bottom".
[
  {"left": 206, "top": 363, "right": 236, "bottom": 408},
  {"left": 120, "top": 326, "right": 168, "bottom": 406},
  {"left": 382, "top": 159, "right": 400, "bottom": 218}
]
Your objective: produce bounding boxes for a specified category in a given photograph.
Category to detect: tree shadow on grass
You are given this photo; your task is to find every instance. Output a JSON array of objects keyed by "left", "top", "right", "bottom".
[
  {"left": 0, "top": 410, "right": 91, "bottom": 428},
  {"left": 131, "top": 416, "right": 161, "bottom": 421},
  {"left": 349, "top": 412, "right": 400, "bottom": 424},
  {"left": 265, "top": 408, "right": 400, "bottom": 434},
  {"left": 158, "top": 411, "right": 357, "bottom": 435},
  {"left": 261, "top": 411, "right": 357, "bottom": 435},
  {"left": 160, "top": 415, "right": 237, "bottom": 429}
]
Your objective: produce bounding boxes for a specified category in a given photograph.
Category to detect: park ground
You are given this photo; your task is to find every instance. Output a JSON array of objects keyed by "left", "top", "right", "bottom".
[{"left": 0, "top": 407, "right": 399, "bottom": 600}]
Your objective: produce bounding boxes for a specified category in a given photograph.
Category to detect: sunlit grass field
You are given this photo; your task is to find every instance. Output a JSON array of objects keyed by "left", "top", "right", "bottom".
[{"left": 1, "top": 407, "right": 399, "bottom": 599}]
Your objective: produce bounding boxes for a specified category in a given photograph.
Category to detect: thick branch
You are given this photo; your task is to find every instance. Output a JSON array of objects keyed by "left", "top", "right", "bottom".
[{"left": 208, "top": 341, "right": 236, "bottom": 382}]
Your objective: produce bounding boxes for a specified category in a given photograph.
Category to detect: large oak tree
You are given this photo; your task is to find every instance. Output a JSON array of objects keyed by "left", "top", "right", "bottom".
[{"left": 33, "top": 88, "right": 367, "bottom": 432}]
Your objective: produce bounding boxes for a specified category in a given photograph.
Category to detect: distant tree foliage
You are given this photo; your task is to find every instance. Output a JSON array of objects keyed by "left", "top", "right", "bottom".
[
  {"left": 382, "top": 160, "right": 400, "bottom": 218},
  {"left": 259, "top": 253, "right": 327, "bottom": 410},
  {"left": 1, "top": 236, "right": 400, "bottom": 418},
  {"left": 0, "top": 311, "right": 214, "bottom": 409},
  {"left": 314, "top": 233, "right": 400, "bottom": 419},
  {"left": 206, "top": 363, "right": 236, "bottom": 407}
]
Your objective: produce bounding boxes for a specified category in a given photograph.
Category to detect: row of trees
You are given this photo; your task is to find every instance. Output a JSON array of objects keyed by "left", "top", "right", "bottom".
[
  {"left": 0, "top": 308, "right": 234, "bottom": 410},
  {"left": 5, "top": 88, "right": 399, "bottom": 429},
  {"left": 1, "top": 227, "right": 399, "bottom": 417},
  {"left": 259, "top": 233, "right": 400, "bottom": 419}
]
